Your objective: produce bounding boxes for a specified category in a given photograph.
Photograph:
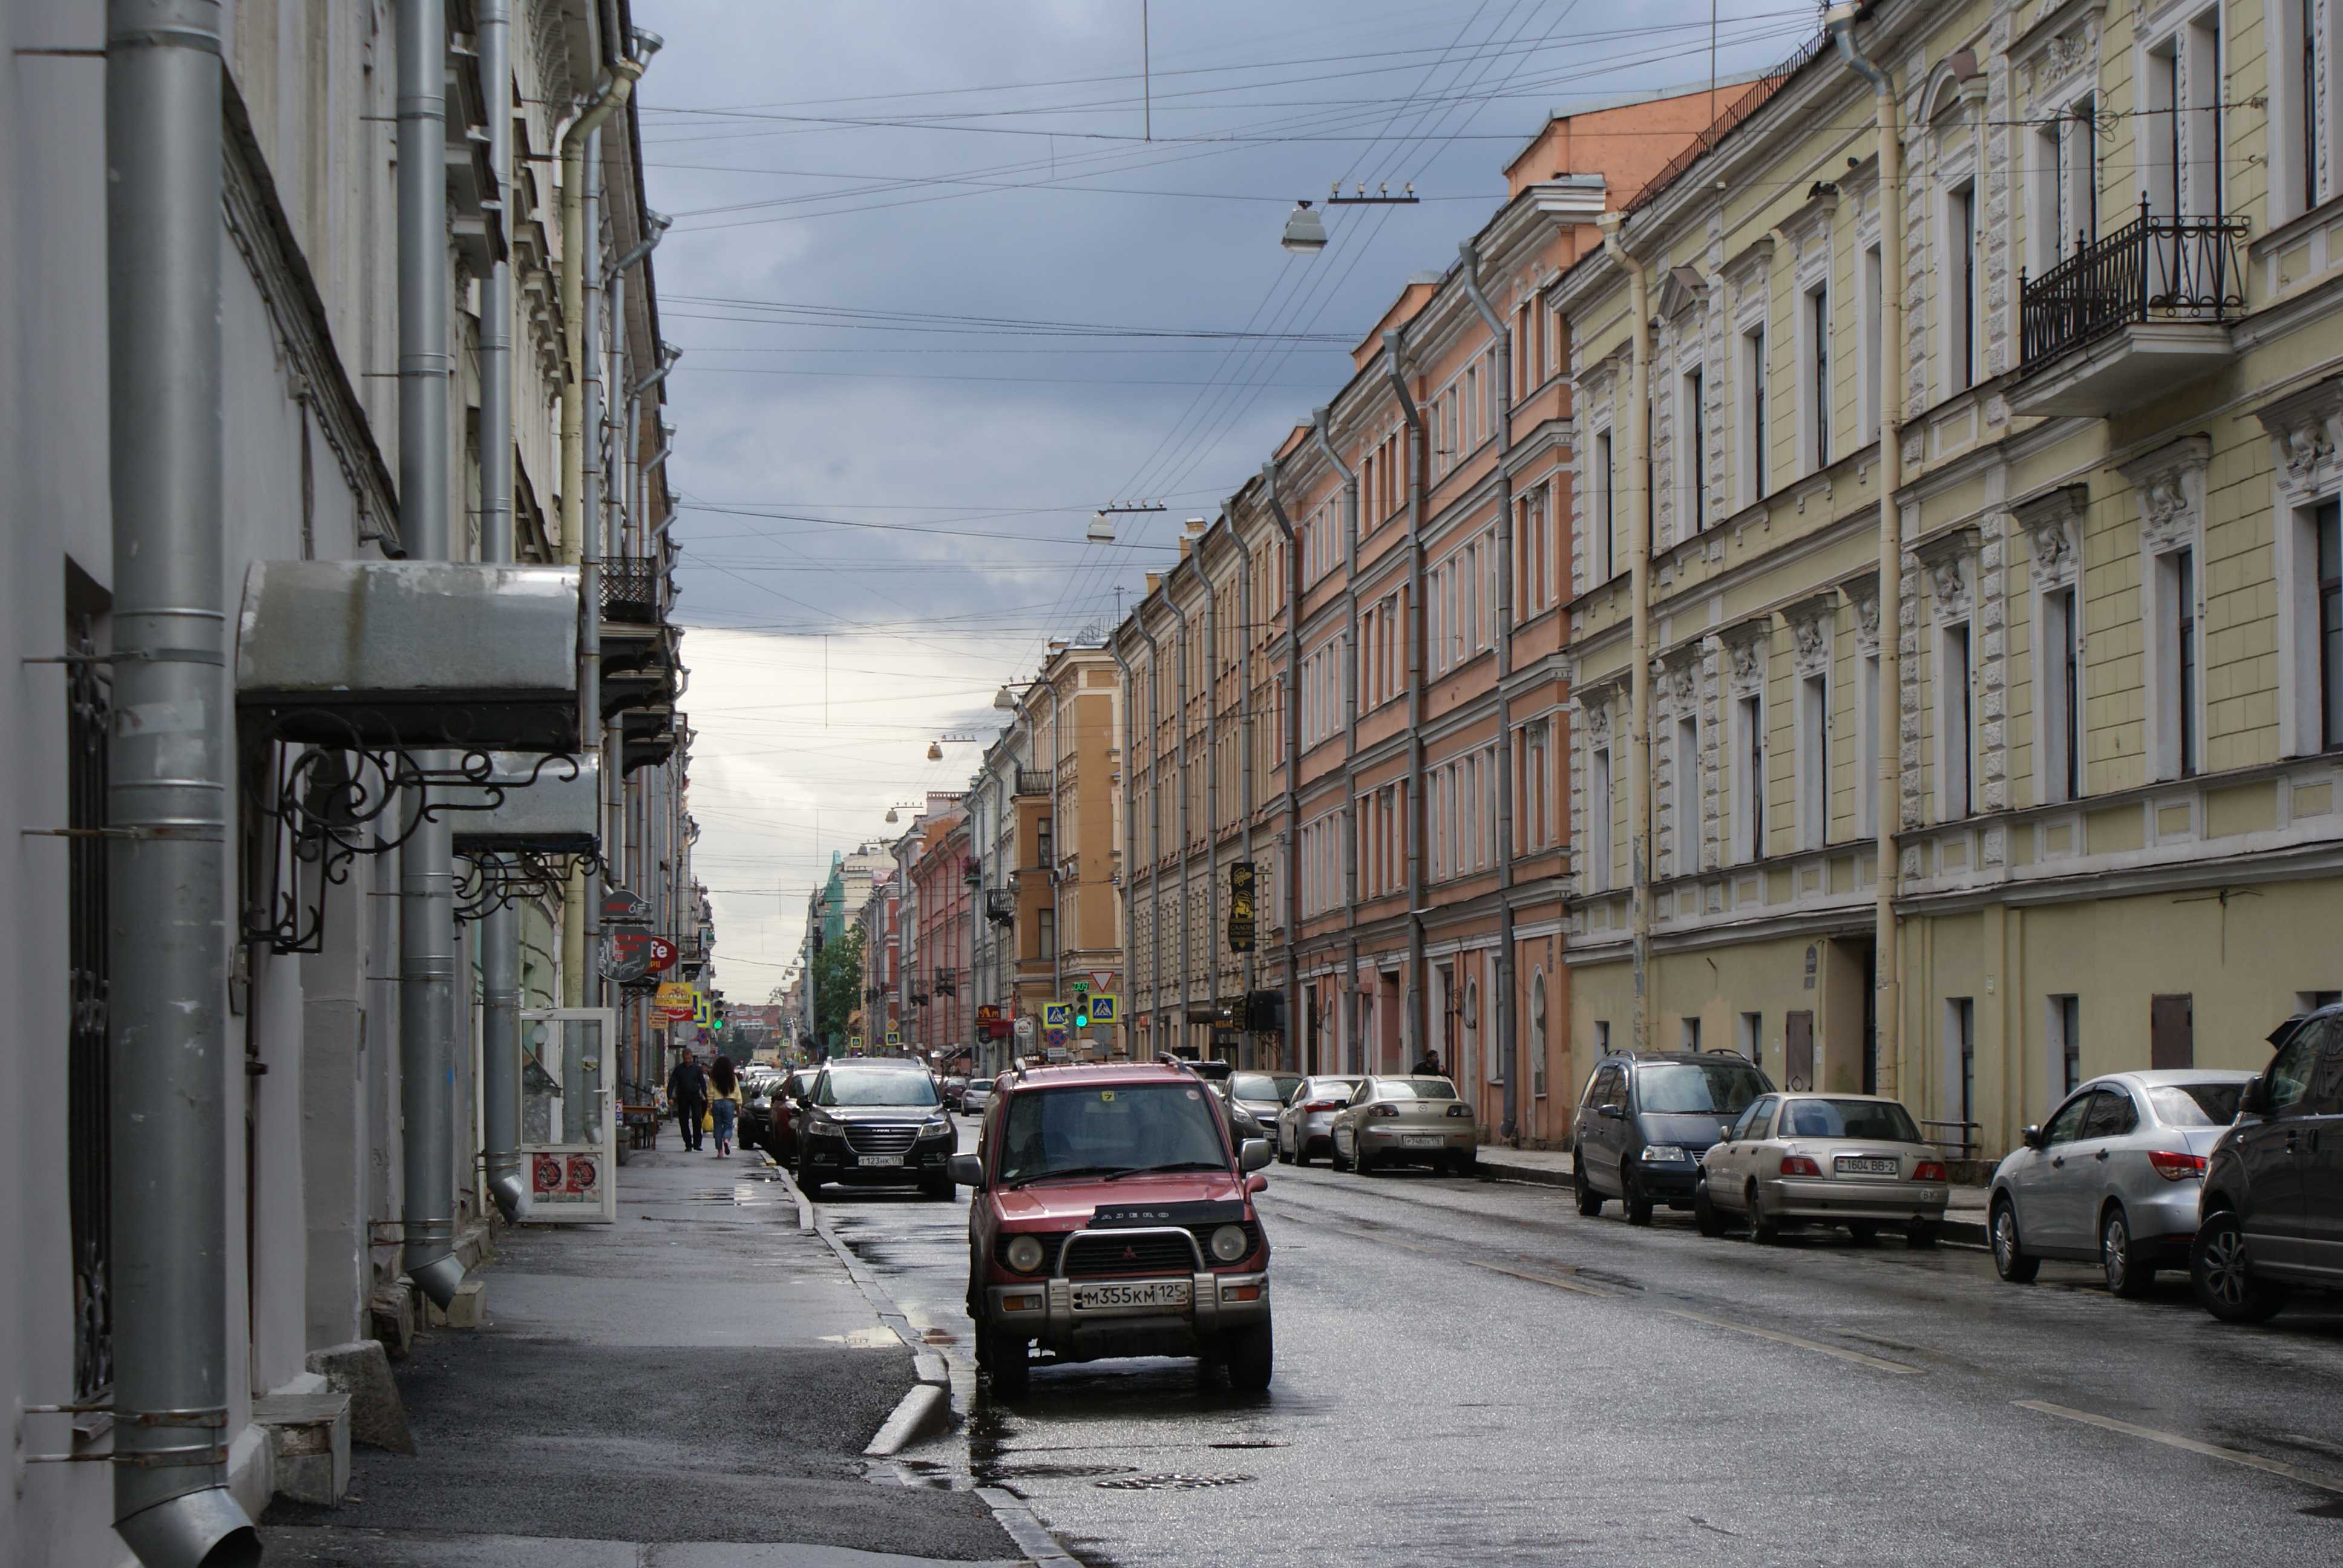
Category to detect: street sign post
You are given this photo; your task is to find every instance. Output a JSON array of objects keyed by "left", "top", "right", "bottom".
[
  {"left": 885, "top": 1028, "right": 901, "bottom": 1048},
  {"left": 1042, "top": 1002, "right": 1069, "bottom": 1030},
  {"left": 1013, "top": 1017, "right": 1036, "bottom": 1042},
  {"left": 1089, "top": 994, "right": 1119, "bottom": 1025}
]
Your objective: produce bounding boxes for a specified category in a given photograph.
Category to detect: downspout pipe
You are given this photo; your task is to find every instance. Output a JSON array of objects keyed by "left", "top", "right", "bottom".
[
  {"left": 1827, "top": 2, "right": 1904, "bottom": 1096},
  {"left": 1458, "top": 241, "right": 1520, "bottom": 1143},
  {"left": 1167, "top": 586, "right": 1194, "bottom": 1056},
  {"left": 1231, "top": 512, "right": 1257, "bottom": 1063},
  {"left": 1381, "top": 328, "right": 1427, "bottom": 1078},
  {"left": 103, "top": 2, "right": 263, "bottom": 1562},
  {"left": 557, "top": 53, "right": 644, "bottom": 1013},
  {"left": 1260, "top": 461, "right": 1303, "bottom": 1079},
  {"left": 1110, "top": 642, "right": 1139, "bottom": 1058},
  {"left": 1191, "top": 544, "right": 1221, "bottom": 1054},
  {"left": 1134, "top": 612, "right": 1167, "bottom": 1051},
  {"left": 477, "top": 0, "right": 525, "bottom": 1221},
  {"left": 395, "top": 0, "right": 467, "bottom": 1312},
  {"left": 1599, "top": 211, "right": 1655, "bottom": 1055},
  {"left": 1308, "top": 404, "right": 1360, "bottom": 1071}
]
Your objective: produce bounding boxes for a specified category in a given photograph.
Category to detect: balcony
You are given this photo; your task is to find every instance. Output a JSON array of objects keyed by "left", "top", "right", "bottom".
[
  {"left": 2010, "top": 202, "right": 2248, "bottom": 417},
  {"left": 601, "top": 556, "right": 666, "bottom": 626},
  {"left": 1015, "top": 767, "right": 1054, "bottom": 797}
]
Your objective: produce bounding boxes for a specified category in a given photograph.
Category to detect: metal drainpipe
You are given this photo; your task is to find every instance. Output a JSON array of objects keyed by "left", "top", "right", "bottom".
[
  {"left": 1110, "top": 642, "right": 1138, "bottom": 1058},
  {"left": 1308, "top": 405, "right": 1358, "bottom": 1072},
  {"left": 1829, "top": 2, "right": 1904, "bottom": 1099},
  {"left": 561, "top": 137, "right": 603, "bottom": 1142},
  {"left": 556, "top": 51, "right": 643, "bottom": 1013},
  {"left": 1191, "top": 544, "right": 1219, "bottom": 1057},
  {"left": 1598, "top": 212, "right": 1655, "bottom": 1054},
  {"left": 102, "top": 2, "right": 263, "bottom": 1562},
  {"left": 1167, "top": 586, "right": 1193, "bottom": 1057},
  {"left": 391, "top": 0, "right": 467, "bottom": 1312},
  {"left": 1260, "top": 461, "right": 1303, "bottom": 1077},
  {"left": 1133, "top": 612, "right": 1165, "bottom": 1052},
  {"left": 1233, "top": 514, "right": 1256, "bottom": 1065},
  {"left": 1458, "top": 243, "right": 1520, "bottom": 1143},
  {"left": 1381, "top": 328, "right": 1427, "bottom": 1078},
  {"left": 477, "top": 0, "right": 525, "bottom": 1221}
]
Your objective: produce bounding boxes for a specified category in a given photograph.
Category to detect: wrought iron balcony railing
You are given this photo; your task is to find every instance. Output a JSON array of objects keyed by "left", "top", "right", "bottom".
[
  {"left": 601, "top": 557, "right": 664, "bottom": 625},
  {"left": 2019, "top": 200, "right": 2248, "bottom": 370},
  {"left": 1015, "top": 767, "right": 1054, "bottom": 796}
]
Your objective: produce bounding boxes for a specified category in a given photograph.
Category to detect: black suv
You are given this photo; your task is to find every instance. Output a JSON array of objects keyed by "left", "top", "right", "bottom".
[
  {"left": 1572, "top": 1052, "right": 1775, "bottom": 1225},
  {"left": 2191, "top": 1004, "right": 2343, "bottom": 1322},
  {"left": 794, "top": 1060, "right": 957, "bottom": 1200}
]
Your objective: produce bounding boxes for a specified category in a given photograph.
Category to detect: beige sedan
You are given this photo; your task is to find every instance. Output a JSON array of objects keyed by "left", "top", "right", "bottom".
[
  {"left": 1328, "top": 1076, "right": 1479, "bottom": 1176},
  {"left": 1693, "top": 1093, "right": 1950, "bottom": 1247}
]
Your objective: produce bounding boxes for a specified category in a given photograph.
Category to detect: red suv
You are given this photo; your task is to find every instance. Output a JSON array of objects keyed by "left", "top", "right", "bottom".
[{"left": 952, "top": 1060, "right": 1277, "bottom": 1397}]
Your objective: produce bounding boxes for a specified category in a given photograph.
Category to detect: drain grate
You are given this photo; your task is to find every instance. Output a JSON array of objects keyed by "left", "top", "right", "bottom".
[
  {"left": 1095, "top": 1472, "right": 1257, "bottom": 1491},
  {"left": 1206, "top": 1439, "right": 1285, "bottom": 1450}
]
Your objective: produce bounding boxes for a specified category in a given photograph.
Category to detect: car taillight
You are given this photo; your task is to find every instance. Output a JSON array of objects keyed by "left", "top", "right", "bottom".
[
  {"left": 1305, "top": 1100, "right": 1342, "bottom": 1112},
  {"left": 1445, "top": 1104, "right": 1473, "bottom": 1117},
  {"left": 2147, "top": 1149, "right": 2207, "bottom": 1181},
  {"left": 1912, "top": 1161, "right": 1947, "bottom": 1183},
  {"left": 1368, "top": 1104, "right": 1400, "bottom": 1118},
  {"left": 1779, "top": 1155, "right": 1821, "bottom": 1176}
]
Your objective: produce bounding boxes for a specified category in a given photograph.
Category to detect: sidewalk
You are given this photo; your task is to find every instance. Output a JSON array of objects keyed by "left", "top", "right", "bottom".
[
  {"left": 1475, "top": 1145, "right": 1991, "bottom": 1246},
  {"left": 260, "top": 1148, "right": 1027, "bottom": 1567}
]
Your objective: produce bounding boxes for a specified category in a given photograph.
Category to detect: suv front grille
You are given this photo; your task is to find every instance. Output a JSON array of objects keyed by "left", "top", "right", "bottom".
[
  {"left": 844, "top": 1122, "right": 920, "bottom": 1155},
  {"left": 1063, "top": 1232, "right": 1198, "bottom": 1277}
]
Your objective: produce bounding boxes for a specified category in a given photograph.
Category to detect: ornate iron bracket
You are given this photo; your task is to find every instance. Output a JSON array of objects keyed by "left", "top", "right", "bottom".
[{"left": 454, "top": 846, "right": 606, "bottom": 921}]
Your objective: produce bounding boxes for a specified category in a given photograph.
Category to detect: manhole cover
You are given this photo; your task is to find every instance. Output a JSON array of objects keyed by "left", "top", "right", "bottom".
[{"left": 1095, "top": 1472, "right": 1256, "bottom": 1491}]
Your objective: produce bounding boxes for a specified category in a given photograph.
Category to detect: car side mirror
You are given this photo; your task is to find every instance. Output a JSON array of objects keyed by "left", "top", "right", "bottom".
[
  {"left": 2239, "top": 1074, "right": 2272, "bottom": 1117},
  {"left": 1239, "top": 1137, "right": 1273, "bottom": 1174},
  {"left": 2020, "top": 1124, "right": 2045, "bottom": 1151},
  {"left": 1598, "top": 1103, "right": 1625, "bottom": 1120},
  {"left": 949, "top": 1152, "right": 985, "bottom": 1189},
  {"left": 1245, "top": 1172, "right": 1268, "bottom": 1194}
]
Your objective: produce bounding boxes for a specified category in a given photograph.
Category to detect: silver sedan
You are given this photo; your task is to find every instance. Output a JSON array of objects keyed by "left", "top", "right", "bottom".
[
  {"left": 1988, "top": 1070, "right": 2252, "bottom": 1295},
  {"left": 1329, "top": 1076, "right": 1479, "bottom": 1175},
  {"left": 1276, "top": 1075, "right": 1363, "bottom": 1166},
  {"left": 1694, "top": 1094, "right": 1950, "bottom": 1247}
]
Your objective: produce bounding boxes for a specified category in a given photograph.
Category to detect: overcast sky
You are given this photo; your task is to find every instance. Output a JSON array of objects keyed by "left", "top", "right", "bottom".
[{"left": 629, "top": 1, "right": 1816, "bottom": 997}]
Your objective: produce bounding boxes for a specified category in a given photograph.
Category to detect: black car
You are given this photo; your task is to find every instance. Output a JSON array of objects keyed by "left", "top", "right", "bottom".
[
  {"left": 1572, "top": 1051, "right": 1774, "bottom": 1225},
  {"left": 2191, "top": 1004, "right": 2343, "bottom": 1322},
  {"left": 793, "top": 1060, "right": 957, "bottom": 1200}
]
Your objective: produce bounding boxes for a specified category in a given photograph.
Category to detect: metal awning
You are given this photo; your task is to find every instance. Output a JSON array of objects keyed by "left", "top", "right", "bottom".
[
  {"left": 447, "top": 751, "right": 600, "bottom": 852},
  {"left": 235, "top": 561, "right": 580, "bottom": 750}
]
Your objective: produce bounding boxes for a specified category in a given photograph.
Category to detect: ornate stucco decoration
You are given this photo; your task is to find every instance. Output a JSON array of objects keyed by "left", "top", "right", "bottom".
[
  {"left": 1715, "top": 616, "right": 1772, "bottom": 697},
  {"left": 1912, "top": 526, "right": 1981, "bottom": 619},
  {"left": 1782, "top": 593, "right": 1838, "bottom": 679},
  {"left": 2010, "top": 483, "right": 2087, "bottom": 589},
  {"left": 1839, "top": 570, "right": 1883, "bottom": 654},
  {"left": 1656, "top": 640, "right": 1705, "bottom": 711},
  {"left": 2252, "top": 375, "right": 2343, "bottom": 503},
  {"left": 2116, "top": 435, "right": 2212, "bottom": 555}
]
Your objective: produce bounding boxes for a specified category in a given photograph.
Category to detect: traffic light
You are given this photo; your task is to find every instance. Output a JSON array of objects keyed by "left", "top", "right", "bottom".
[{"left": 1075, "top": 999, "right": 1090, "bottom": 1028}]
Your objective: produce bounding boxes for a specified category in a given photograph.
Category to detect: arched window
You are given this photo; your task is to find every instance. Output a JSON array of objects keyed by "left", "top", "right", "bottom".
[
  {"left": 1467, "top": 978, "right": 1486, "bottom": 1085},
  {"left": 1531, "top": 971, "right": 1549, "bottom": 1099}
]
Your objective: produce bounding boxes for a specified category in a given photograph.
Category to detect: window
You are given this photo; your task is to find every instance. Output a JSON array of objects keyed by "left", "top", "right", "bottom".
[
  {"left": 2063, "top": 98, "right": 2100, "bottom": 244},
  {"left": 2321, "top": 501, "right": 2343, "bottom": 751},
  {"left": 1594, "top": 1020, "right": 1612, "bottom": 1056},
  {"left": 1594, "top": 428, "right": 1616, "bottom": 584},
  {"left": 1037, "top": 907, "right": 1057, "bottom": 962},
  {"left": 2148, "top": 40, "right": 2181, "bottom": 218},
  {"left": 1807, "top": 286, "right": 1830, "bottom": 471},
  {"left": 2042, "top": 586, "right": 2082, "bottom": 802},
  {"left": 2155, "top": 547, "right": 2200, "bottom": 779},
  {"left": 1590, "top": 745, "right": 1613, "bottom": 892},
  {"left": 1861, "top": 244, "right": 1883, "bottom": 445},
  {"left": 1738, "top": 1011, "right": 1764, "bottom": 1069},
  {"left": 1858, "top": 649, "right": 1880, "bottom": 837},
  {"left": 1674, "top": 716, "right": 1699, "bottom": 874},
  {"left": 1681, "top": 1016, "right": 1703, "bottom": 1051},
  {"left": 2187, "top": 13, "right": 2224, "bottom": 218},
  {"left": 2276, "top": 0, "right": 2331, "bottom": 219},
  {"left": 1744, "top": 325, "right": 1769, "bottom": 504},
  {"left": 2028, "top": 119, "right": 2065, "bottom": 279},
  {"left": 1035, "top": 815, "right": 1052, "bottom": 869},
  {"left": 1798, "top": 672, "right": 1828, "bottom": 850},
  {"left": 1683, "top": 366, "right": 1707, "bottom": 534},
  {"left": 1530, "top": 973, "right": 1548, "bottom": 1097},
  {"left": 1942, "top": 622, "right": 1973, "bottom": 819},
  {"left": 2051, "top": 994, "right": 2082, "bottom": 1097},
  {"left": 1948, "top": 998, "right": 1976, "bottom": 1131},
  {"left": 1736, "top": 692, "right": 1765, "bottom": 861},
  {"left": 1949, "top": 182, "right": 1978, "bottom": 393}
]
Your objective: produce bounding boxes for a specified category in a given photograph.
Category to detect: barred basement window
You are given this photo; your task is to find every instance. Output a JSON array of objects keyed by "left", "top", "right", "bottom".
[{"left": 67, "top": 609, "right": 113, "bottom": 1400}]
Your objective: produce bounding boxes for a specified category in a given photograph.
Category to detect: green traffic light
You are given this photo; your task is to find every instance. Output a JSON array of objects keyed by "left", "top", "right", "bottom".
[{"left": 1075, "top": 1010, "right": 1089, "bottom": 1028}]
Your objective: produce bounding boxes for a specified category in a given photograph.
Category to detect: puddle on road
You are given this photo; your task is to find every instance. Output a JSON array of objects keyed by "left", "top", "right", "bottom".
[{"left": 818, "top": 1325, "right": 902, "bottom": 1348}]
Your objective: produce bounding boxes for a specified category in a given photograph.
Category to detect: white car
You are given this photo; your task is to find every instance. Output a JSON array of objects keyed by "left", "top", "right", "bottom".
[
  {"left": 958, "top": 1076, "right": 995, "bottom": 1116},
  {"left": 1276, "top": 1076, "right": 1363, "bottom": 1165}
]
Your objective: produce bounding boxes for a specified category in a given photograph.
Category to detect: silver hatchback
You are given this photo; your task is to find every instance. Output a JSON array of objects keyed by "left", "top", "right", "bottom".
[{"left": 1988, "top": 1070, "right": 2253, "bottom": 1295}]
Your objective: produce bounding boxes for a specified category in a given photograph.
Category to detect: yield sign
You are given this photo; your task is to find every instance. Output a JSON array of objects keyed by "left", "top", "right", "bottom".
[{"left": 1091, "top": 971, "right": 1115, "bottom": 990}]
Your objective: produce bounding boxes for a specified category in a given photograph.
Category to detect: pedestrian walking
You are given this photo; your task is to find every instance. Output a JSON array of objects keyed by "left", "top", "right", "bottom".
[
  {"left": 708, "top": 1054, "right": 741, "bottom": 1158},
  {"left": 1413, "top": 1047, "right": 1444, "bottom": 1077},
  {"left": 669, "top": 1048, "right": 709, "bottom": 1152}
]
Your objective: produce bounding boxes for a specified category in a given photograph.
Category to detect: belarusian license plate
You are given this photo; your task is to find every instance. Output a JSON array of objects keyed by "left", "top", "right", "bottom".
[
  {"left": 1402, "top": 1133, "right": 1445, "bottom": 1146},
  {"left": 1073, "top": 1279, "right": 1192, "bottom": 1310},
  {"left": 857, "top": 1154, "right": 903, "bottom": 1167},
  {"left": 1835, "top": 1157, "right": 1899, "bottom": 1175}
]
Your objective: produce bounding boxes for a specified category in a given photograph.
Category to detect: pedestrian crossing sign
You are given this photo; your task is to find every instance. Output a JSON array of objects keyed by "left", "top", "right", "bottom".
[
  {"left": 1043, "top": 1002, "right": 1070, "bottom": 1028},
  {"left": 885, "top": 1028, "right": 901, "bottom": 1047},
  {"left": 1089, "top": 994, "right": 1118, "bottom": 1024}
]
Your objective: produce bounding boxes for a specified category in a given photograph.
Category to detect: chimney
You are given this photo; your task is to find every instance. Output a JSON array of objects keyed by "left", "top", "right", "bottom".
[{"left": 1145, "top": 572, "right": 1161, "bottom": 593}]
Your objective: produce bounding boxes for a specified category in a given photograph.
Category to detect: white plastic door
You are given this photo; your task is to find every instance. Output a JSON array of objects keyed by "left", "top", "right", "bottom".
[{"left": 518, "top": 1007, "right": 619, "bottom": 1223}]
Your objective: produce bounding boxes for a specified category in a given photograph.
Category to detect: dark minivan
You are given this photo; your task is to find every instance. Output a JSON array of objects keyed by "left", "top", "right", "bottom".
[
  {"left": 2191, "top": 1003, "right": 2343, "bottom": 1322},
  {"left": 1573, "top": 1052, "right": 1774, "bottom": 1225}
]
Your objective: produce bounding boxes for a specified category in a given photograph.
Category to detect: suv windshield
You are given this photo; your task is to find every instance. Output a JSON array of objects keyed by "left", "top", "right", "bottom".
[
  {"left": 816, "top": 1068, "right": 939, "bottom": 1108},
  {"left": 1777, "top": 1099, "right": 1922, "bottom": 1141},
  {"left": 996, "top": 1083, "right": 1229, "bottom": 1186},
  {"left": 2147, "top": 1082, "right": 2243, "bottom": 1126},
  {"left": 1233, "top": 1073, "right": 1305, "bottom": 1103},
  {"left": 1637, "top": 1062, "right": 1766, "bottom": 1116}
]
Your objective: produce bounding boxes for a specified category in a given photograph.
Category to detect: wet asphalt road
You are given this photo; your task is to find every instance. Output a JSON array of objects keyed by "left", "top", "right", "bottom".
[{"left": 816, "top": 1117, "right": 2343, "bottom": 1568}]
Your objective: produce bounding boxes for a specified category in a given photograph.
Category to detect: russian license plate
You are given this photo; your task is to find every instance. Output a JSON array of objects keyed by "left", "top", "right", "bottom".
[
  {"left": 1402, "top": 1132, "right": 1446, "bottom": 1147},
  {"left": 857, "top": 1154, "right": 904, "bottom": 1167},
  {"left": 1073, "top": 1279, "right": 1192, "bottom": 1310},
  {"left": 1835, "top": 1157, "right": 1900, "bottom": 1176}
]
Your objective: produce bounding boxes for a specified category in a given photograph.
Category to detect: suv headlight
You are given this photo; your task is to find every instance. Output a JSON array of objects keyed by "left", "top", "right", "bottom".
[
  {"left": 920, "top": 1115, "right": 950, "bottom": 1135},
  {"left": 1642, "top": 1145, "right": 1688, "bottom": 1163},
  {"left": 807, "top": 1117, "right": 843, "bottom": 1139},
  {"left": 1208, "top": 1224, "right": 1251, "bottom": 1264},
  {"left": 1004, "top": 1234, "right": 1046, "bottom": 1273}
]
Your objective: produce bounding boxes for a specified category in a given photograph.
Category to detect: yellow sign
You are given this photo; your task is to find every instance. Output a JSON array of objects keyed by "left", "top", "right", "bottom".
[{"left": 655, "top": 982, "right": 695, "bottom": 1019}]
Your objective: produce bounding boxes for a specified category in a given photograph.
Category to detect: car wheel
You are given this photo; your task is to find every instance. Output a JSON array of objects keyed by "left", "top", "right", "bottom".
[
  {"left": 1573, "top": 1160, "right": 1603, "bottom": 1217},
  {"left": 1276, "top": 1132, "right": 1294, "bottom": 1165},
  {"left": 1328, "top": 1131, "right": 1351, "bottom": 1172},
  {"left": 1906, "top": 1220, "right": 1941, "bottom": 1250},
  {"left": 985, "top": 1331, "right": 1031, "bottom": 1398},
  {"left": 1354, "top": 1138, "right": 1376, "bottom": 1176},
  {"left": 1222, "top": 1321, "right": 1274, "bottom": 1392},
  {"left": 2191, "top": 1209, "right": 2289, "bottom": 1324},
  {"left": 1990, "top": 1197, "right": 2039, "bottom": 1283},
  {"left": 793, "top": 1158, "right": 819, "bottom": 1198},
  {"left": 2101, "top": 1206, "right": 2152, "bottom": 1298},
  {"left": 1293, "top": 1137, "right": 1312, "bottom": 1169},
  {"left": 1847, "top": 1221, "right": 1880, "bottom": 1247},
  {"left": 1693, "top": 1180, "right": 1725, "bottom": 1238},
  {"left": 1747, "top": 1181, "right": 1781, "bottom": 1245},
  {"left": 1622, "top": 1167, "right": 1654, "bottom": 1227}
]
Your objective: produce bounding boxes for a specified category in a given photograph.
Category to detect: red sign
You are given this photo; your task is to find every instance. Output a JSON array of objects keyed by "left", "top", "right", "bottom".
[
  {"left": 975, "top": 1004, "right": 1002, "bottom": 1024},
  {"left": 610, "top": 930, "right": 678, "bottom": 973}
]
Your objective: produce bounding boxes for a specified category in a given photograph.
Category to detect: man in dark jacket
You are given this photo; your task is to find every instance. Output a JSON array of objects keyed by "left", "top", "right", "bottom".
[{"left": 669, "top": 1048, "right": 709, "bottom": 1151}]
